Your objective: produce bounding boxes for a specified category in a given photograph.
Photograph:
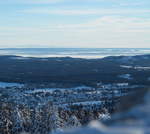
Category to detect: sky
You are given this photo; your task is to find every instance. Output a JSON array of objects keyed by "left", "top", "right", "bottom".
[{"left": 0, "top": 0, "right": 150, "bottom": 48}]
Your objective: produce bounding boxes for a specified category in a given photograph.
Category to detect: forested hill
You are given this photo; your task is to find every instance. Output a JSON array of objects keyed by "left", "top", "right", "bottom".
[{"left": 0, "top": 55, "right": 150, "bottom": 85}]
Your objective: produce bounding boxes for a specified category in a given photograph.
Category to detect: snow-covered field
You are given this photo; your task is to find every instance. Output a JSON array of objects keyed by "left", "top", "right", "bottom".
[
  {"left": 25, "top": 86, "right": 92, "bottom": 94},
  {"left": 118, "top": 74, "right": 133, "bottom": 80},
  {"left": 120, "top": 65, "right": 150, "bottom": 70}
]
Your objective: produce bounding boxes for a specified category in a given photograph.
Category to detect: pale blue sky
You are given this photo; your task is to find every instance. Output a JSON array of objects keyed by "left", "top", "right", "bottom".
[{"left": 0, "top": 0, "right": 150, "bottom": 48}]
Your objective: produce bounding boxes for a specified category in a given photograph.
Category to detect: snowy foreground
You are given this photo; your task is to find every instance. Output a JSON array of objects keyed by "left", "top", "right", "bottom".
[
  {"left": 54, "top": 90, "right": 150, "bottom": 134},
  {"left": 18, "top": 90, "right": 150, "bottom": 134},
  {"left": 0, "top": 82, "right": 147, "bottom": 134},
  {"left": 54, "top": 121, "right": 147, "bottom": 134}
]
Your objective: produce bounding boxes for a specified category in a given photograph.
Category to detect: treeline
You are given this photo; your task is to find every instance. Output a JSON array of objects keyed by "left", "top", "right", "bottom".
[{"left": 0, "top": 101, "right": 110, "bottom": 134}]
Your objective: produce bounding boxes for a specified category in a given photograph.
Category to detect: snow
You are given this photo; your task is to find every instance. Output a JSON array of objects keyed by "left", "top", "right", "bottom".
[
  {"left": 55, "top": 121, "right": 146, "bottom": 134},
  {"left": 120, "top": 65, "right": 150, "bottom": 70},
  {"left": 0, "top": 82, "right": 24, "bottom": 88},
  {"left": 134, "top": 66, "right": 150, "bottom": 70},
  {"left": 120, "top": 65, "right": 133, "bottom": 69},
  {"left": 55, "top": 90, "right": 150, "bottom": 134},
  {"left": 112, "top": 90, "right": 150, "bottom": 127},
  {"left": 70, "top": 86, "right": 92, "bottom": 90},
  {"left": 10, "top": 57, "right": 31, "bottom": 60},
  {"left": 25, "top": 88, "right": 65, "bottom": 94},
  {"left": 25, "top": 86, "right": 92, "bottom": 94},
  {"left": 118, "top": 74, "right": 133, "bottom": 80},
  {"left": 116, "top": 83, "right": 129, "bottom": 87},
  {"left": 60, "top": 101, "right": 102, "bottom": 107}
]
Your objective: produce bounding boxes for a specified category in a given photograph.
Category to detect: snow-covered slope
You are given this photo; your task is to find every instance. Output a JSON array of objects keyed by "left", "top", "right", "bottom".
[{"left": 55, "top": 90, "right": 150, "bottom": 134}]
